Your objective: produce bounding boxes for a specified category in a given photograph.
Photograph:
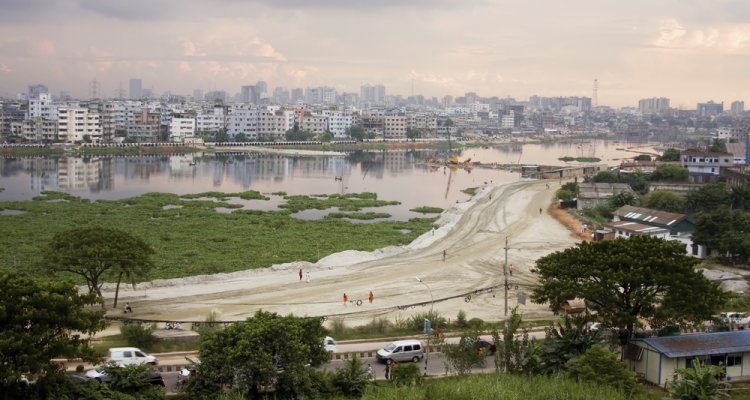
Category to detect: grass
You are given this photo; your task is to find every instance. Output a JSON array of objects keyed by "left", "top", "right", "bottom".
[
  {"left": 558, "top": 156, "right": 602, "bottom": 163},
  {"left": 360, "top": 373, "right": 661, "bottom": 400},
  {"left": 461, "top": 187, "right": 478, "bottom": 196},
  {"left": 0, "top": 191, "right": 435, "bottom": 282},
  {"left": 326, "top": 212, "right": 392, "bottom": 220},
  {"left": 280, "top": 193, "right": 400, "bottom": 213},
  {"left": 409, "top": 206, "right": 444, "bottom": 214}
]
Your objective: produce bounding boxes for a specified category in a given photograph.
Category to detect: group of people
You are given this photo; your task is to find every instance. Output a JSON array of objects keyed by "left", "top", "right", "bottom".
[
  {"left": 342, "top": 291, "right": 375, "bottom": 305},
  {"left": 298, "top": 268, "right": 311, "bottom": 283}
]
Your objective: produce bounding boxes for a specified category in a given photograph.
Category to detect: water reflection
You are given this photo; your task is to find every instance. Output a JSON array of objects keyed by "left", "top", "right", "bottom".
[{"left": 0, "top": 139, "right": 658, "bottom": 220}]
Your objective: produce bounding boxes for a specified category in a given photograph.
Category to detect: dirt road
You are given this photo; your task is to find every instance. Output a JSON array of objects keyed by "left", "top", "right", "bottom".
[{"left": 106, "top": 179, "right": 580, "bottom": 327}]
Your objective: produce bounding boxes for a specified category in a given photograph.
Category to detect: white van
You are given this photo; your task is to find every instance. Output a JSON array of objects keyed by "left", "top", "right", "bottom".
[
  {"left": 107, "top": 347, "right": 157, "bottom": 366},
  {"left": 376, "top": 340, "right": 423, "bottom": 363}
]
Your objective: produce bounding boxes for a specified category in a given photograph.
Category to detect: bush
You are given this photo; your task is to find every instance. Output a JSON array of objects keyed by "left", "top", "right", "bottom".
[
  {"left": 467, "top": 317, "right": 484, "bottom": 329},
  {"left": 120, "top": 323, "right": 155, "bottom": 349},
  {"left": 362, "top": 317, "right": 391, "bottom": 335},
  {"left": 565, "top": 345, "right": 636, "bottom": 395},
  {"left": 390, "top": 363, "right": 423, "bottom": 387},
  {"left": 407, "top": 311, "right": 446, "bottom": 333}
]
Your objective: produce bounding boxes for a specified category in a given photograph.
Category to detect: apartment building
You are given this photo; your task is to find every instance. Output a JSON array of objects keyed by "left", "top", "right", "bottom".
[
  {"left": 22, "top": 117, "right": 58, "bottom": 142},
  {"left": 383, "top": 115, "right": 407, "bottom": 138},
  {"left": 57, "top": 107, "right": 102, "bottom": 144},
  {"left": 169, "top": 114, "right": 196, "bottom": 142},
  {"left": 226, "top": 104, "right": 258, "bottom": 140},
  {"left": 680, "top": 150, "right": 734, "bottom": 183}
]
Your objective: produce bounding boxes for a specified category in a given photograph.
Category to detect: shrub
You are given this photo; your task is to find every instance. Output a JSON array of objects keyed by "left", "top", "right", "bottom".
[
  {"left": 390, "top": 363, "right": 423, "bottom": 387},
  {"left": 456, "top": 310, "right": 468, "bottom": 328},
  {"left": 120, "top": 323, "right": 155, "bottom": 349},
  {"left": 330, "top": 317, "right": 347, "bottom": 337},
  {"left": 363, "top": 317, "right": 391, "bottom": 335},
  {"left": 468, "top": 317, "right": 484, "bottom": 329}
]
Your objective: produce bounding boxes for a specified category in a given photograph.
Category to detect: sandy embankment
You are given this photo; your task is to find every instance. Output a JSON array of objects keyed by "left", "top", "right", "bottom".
[{"left": 104, "top": 179, "right": 581, "bottom": 327}]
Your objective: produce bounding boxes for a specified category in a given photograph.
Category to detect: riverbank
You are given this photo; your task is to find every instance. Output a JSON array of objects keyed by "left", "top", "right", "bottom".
[{"left": 108, "top": 178, "right": 581, "bottom": 326}]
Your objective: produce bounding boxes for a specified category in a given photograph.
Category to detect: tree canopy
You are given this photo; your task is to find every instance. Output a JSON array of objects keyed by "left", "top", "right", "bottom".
[
  {"left": 188, "top": 311, "right": 330, "bottom": 399},
  {"left": 692, "top": 207, "right": 750, "bottom": 265},
  {"left": 686, "top": 182, "right": 731, "bottom": 213},
  {"left": 658, "top": 148, "right": 681, "bottom": 162},
  {"left": 649, "top": 164, "right": 690, "bottom": 182},
  {"left": 0, "top": 272, "right": 105, "bottom": 395},
  {"left": 41, "top": 226, "right": 154, "bottom": 303},
  {"left": 531, "top": 236, "right": 723, "bottom": 333},
  {"left": 640, "top": 190, "right": 686, "bottom": 213}
]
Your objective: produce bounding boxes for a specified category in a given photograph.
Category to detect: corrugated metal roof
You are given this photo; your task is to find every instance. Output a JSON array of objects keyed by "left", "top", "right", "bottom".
[
  {"left": 638, "top": 331, "right": 750, "bottom": 358},
  {"left": 605, "top": 221, "right": 670, "bottom": 235},
  {"left": 615, "top": 205, "right": 686, "bottom": 226}
]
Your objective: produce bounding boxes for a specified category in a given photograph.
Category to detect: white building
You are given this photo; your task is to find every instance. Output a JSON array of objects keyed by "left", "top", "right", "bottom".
[
  {"left": 57, "top": 107, "right": 102, "bottom": 144},
  {"left": 196, "top": 106, "right": 226, "bottom": 133},
  {"left": 169, "top": 115, "right": 196, "bottom": 142},
  {"left": 327, "top": 114, "right": 354, "bottom": 138},
  {"left": 226, "top": 105, "right": 258, "bottom": 140},
  {"left": 680, "top": 151, "right": 734, "bottom": 183},
  {"left": 27, "top": 93, "right": 55, "bottom": 120}
]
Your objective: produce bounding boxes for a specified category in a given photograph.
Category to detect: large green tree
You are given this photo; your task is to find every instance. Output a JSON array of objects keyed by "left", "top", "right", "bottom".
[
  {"left": 41, "top": 226, "right": 154, "bottom": 306},
  {"left": 0, "top": 272, "right": 105, "bottom": 396},
  {"left": 658, "top": 148, "right": 681, "bottom": 162},
  {"left": 640, "top": 190, "right": 686, "bottom": 213},
  {"left": 692, "top": 207, "right": 750, "bottom": 264},
  {"left": 649, "top": 164, "right": 690, "bottom": 182},
  {"left": 531, "top": 236, "right": 724, "bottom": 333},
  {"left": 188, "top": 311, "right": 330, "bottom": 399},
  {"left": 731, "top": 183, "right": 750, "bottom": 211},
  {"left": 686, "top": 182, "right": 731, "bottom": 213}
]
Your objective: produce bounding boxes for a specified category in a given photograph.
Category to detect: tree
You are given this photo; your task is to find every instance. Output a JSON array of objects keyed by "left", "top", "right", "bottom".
[
  {"left": 667, "top": 358, "right": 730, "bottom": 399},
  {"left": 692, "top": 207, "right": 750, "bottom": 264},
  {"left": 285, "top": 129, "right": 315, "bottom": 141},
  {"left": 332, "top": 355, "right": 368, "bottom": 397},
  {"left": 406, "top": 128, "right": 421, "bottom": 140},
  {"left": 621, "top": 172, "right": 649, "bottom": 195},
  {"left": 214, "top": 130, "right": 230, "bottom": 143},
  {"left": 649, "top": 164, "right": 690, "bottom": 182},
  {"left": 189, "top": 311, "right": 330, "bottom": 399},
  {"left": 708, "top": 139, "right": 727, "bottom": 153},
  {"left": 100, "top": 362, "right": 165, "bottom": 400},
  {"left": 442, "top": 330, "right": 486, "bottom": 375},
  {"left": 0, "top": 272, "right": 105, "bottom": 396},
  {"left": 640, "top": 190, "right": 686, "bottom": 213},
  {"left": 608, "top": 191, "right": 638, "bottom": 209},
  {"left": 345, "top": 125, "right": 367, "bottom": 141},
  {"left": 731, "top": 183, "right": 750, "bottom": 211},
  {"left": 658, "top": 148, "right": 681, "bottom": 162},
  {"left": 318, "top": 130, "right": 334, "bottom": 142},
  {"left": 492, "top": 307, "right": 540, "bottom": 374},
  {"left": 537, "top": 317, "right": 600, "bottom": 374},
  {"left": 633, "top": 154, "right": 652, "bottom": 162},
  {"left": 234, "top": 133, "right": 248, "bottom": 142},
  {"left": 591, "top": 171, "right": 619, "bottom": 183},
  {"left": 565, "top": 345, "right": 636, "bottom": 394},
  {"left": 531, "top": 236, "right": 724, "bottom": 333},
  {"left": 686, "top": 182, "right": 731, "bottom": 213},
  {"left": 41, "top": 227, "right": 154, "bottom": 306}
]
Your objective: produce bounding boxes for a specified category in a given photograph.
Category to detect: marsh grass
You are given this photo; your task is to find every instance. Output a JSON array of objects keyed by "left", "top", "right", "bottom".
[
  {"left": 0, "top": 191, "right": 435, "bottom": 282},
  {"left": 361, "top": 374, "right": 660, "bottom": 400},
  {"left": 409, "top": 206, "right": 443, "bottom": 214}
]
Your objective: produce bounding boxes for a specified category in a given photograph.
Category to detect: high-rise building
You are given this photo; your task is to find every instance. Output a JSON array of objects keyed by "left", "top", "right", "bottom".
[
  {"left": 731, "top": 101, "right": 745, "bottom": 115},
  {"left": 638, "top": 97, "right": 670, "bottom": 114},
  {"left": 129, "top": 79, "right": 142, "bottom": 99},
  {"left": 290, "top": 88, "right": 304, "bottom": 103},
  {"left": 360, "top": 84, "right": 385, "bottom": 104},
  {"left": 697, "top": 101, "right": 724, "bottom": 116},
  {"left": 28, "top": 84, "right": 49, "bottom": 99},
  {"left": 272, "top": 87, "right": 289, "bottom": 104},
  {"left": 193, "top": 89, "right": 204, "bottom": 102}
]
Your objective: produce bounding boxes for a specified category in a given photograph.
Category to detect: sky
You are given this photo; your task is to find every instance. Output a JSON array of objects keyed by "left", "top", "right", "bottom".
[{"left": 1, "top": 0, "right": 749, "bottom": 108}]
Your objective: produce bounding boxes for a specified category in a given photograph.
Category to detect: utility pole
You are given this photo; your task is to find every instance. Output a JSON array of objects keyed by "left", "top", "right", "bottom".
[{"left": 503, "top": 236, "right": 509, "bottom": 319}]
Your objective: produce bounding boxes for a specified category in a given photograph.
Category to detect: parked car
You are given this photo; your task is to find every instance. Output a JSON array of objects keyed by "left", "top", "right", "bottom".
[{"left": 472, "top": 339, "right": 497, "bottom": 356}]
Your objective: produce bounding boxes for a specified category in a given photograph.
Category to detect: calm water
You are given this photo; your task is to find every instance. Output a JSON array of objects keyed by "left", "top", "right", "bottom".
[{"left": 0, "top": 139, "right": 657, "bottom": 221}]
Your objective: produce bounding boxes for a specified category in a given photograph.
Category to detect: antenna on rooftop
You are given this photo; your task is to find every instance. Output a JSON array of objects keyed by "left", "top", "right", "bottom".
[{"left": 593, "top": 78, "right": 598, "bottom": 108}]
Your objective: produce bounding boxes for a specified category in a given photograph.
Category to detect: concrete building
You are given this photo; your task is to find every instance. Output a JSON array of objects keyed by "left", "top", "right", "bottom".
[
  {"left": 383, "top": 115, "right": 407, "bottom": 138},
  {"left": 226, "top": 104, "right": 258, "bottom": 140},
  {"left": 125, "top": 123, "right": 160, "bottom": 143},
  {"left": 680, "top": 150, "right": 734, "bottom": 183},
  {"left": 22, "top": 118, "right": 58, "bottom": 142},
  {"left": 300, "top": 115, "right": 327, "bottom": 134},
  {"left": 27, "top": 84, "right": 49, "bottom": 99},
  {"left": 638, "top": 97, "right": 670, "bottom": 114},
  {"left": 731, "top": 101, "right": 744, "bottom": 115},
  {"left": 360, "top": 84, "right": 386, "bottom": 105},
  {"left": 169, "top": 114, "right": 196, "bottom": 142},
  {"left": 129, "top": 79, "right": 142, "bottom": 99},
  {"left": 326, "top": 113, "right": 354, "bottom": 138},
  {"left": 576, "top": 182, "right": 634, "bottom": 210},
  {"left": 57, "top": 106, "right": 102, "bottom": 144},
  {"left": 196, "top": 106, "right": 226, "bottom": 133},
  {"left": 27, "top": 93, "right": 55, "bottom": 120},
  {"left": 697, "top": 101, "right": 724, "bottom": 116}
]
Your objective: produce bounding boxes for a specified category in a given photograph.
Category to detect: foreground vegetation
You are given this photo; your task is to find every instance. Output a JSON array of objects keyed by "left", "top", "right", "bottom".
[{"left": 0, "top": 191, "right": 435, "bottom": 282}]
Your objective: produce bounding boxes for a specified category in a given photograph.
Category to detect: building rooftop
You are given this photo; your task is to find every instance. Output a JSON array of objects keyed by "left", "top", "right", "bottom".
[
  {"left": 637, "top": 331, "right": 750, "bottom": 358},
  {"left": 614, "top": 205, "right": 686, "bottom": 227},
  {"left": 604, "top": 220, "right": 670, "bottom": 235}
]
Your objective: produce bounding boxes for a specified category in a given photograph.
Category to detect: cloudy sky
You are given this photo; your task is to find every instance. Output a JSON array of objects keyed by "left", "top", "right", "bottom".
[{"left": 1, "top": 0, "right": 749, "bottom": 107}]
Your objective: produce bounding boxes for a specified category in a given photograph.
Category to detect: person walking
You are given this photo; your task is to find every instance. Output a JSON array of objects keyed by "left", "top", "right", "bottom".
[
  {"left": 539, "top": 207, "right": 542, "bottom": 215},
  {"left": 305, "top": 271, "right": 311, "bottom": 283},
  {"left": 509, "top": 264, "right": 513, "bottom": 276},
  {"left": 299, "top": 268, "right": 303, "bottom": 281},
  {"left": 368, "top": 291, "right": 374, "bottom": 303},
  {"left": 343, "top": 293, "right": 349, "bottom": 305},
  {"left": 442, "top": 250, "right": 446, "bottom": 261},
  {"left": 366, "top": 364, "right": 374, "bottom": 380}
]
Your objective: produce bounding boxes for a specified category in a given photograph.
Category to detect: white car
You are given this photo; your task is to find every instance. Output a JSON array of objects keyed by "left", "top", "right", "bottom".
[
  {"left": 85, "top": 368, "right": 112, "bottom": 383},
  {"left": 324, "top": 336, "right": 338, "bottom": 353}
]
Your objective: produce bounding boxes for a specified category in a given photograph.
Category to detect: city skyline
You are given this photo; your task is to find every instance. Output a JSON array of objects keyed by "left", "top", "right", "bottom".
[{"left": 1, "top": 0, "right": 749, "bottom": 107}]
